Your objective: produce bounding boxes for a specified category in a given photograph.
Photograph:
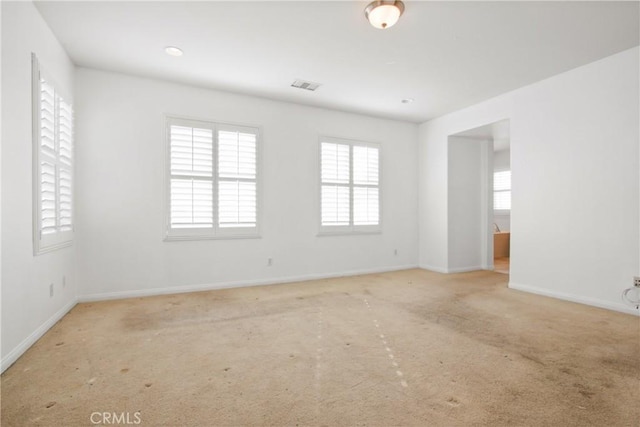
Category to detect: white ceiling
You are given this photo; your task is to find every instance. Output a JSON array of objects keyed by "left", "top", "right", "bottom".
[{"left": 35, "top": 1, "right": 639, "bottom": 123}]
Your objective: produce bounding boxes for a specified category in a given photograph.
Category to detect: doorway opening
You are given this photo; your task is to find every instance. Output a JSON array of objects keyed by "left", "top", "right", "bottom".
[{"left": 448, "top": 119, "right": 511, "bottom": 275}]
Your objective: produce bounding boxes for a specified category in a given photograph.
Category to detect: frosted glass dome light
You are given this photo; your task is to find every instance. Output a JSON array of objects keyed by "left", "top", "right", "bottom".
[{"left": 365, "top": 1, "right": 405, "bottom": 30}]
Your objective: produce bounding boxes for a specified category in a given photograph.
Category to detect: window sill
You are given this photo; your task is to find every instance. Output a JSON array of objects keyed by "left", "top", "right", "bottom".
[
  {"left": 34, "top": 240, "right": 73, "bottom": 256},
  {"left": 317, "top": 230, "right": 382, "bottom": 237},
  {"left": 164, "top": 234, "right": 261, "bottom": 242}
]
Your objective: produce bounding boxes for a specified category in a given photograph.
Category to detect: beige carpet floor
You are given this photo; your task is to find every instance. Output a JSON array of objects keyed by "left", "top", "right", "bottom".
[{"left": 1, "top": 269, "right": 639, "bottom": 426}]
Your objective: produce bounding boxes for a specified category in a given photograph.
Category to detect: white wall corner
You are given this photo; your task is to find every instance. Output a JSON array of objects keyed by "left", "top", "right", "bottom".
[{"left": 1, "top": 298, "right": 78, "bottom": 373}]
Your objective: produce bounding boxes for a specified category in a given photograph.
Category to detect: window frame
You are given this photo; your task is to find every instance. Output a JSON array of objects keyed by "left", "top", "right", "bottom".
[
  {"left": 318, "top": 136, "right": 382, "bottom": 236},
  {"left": 493, "top": 169, "right": 511, "bottom": 214},
  {"left": 32, "top": 53, "right": 74, "bottom": 255},
  {"left": 163, "top": 115, "right": 262, "bottom": 241}
]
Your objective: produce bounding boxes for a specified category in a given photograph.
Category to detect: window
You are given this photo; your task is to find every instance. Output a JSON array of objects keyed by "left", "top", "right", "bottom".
[
  {"left": 165, "top": 117, "right": 259, "bottom": 240},
  {"left": 320, "top": 137, "right": 380, "bottom": 233},
  {"left": 32, "top": 54, "right": 74, "bottom": 254},
  {"left": 494, "top": 170, "right": 511, "bottom": 211}
]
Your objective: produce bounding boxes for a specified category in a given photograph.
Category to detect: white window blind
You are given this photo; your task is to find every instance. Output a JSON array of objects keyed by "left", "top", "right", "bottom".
[
  {"left": 32, "top": 54, "right": 74, "bottom": 254},
  {"left": 165, "top": 117, "right": 259, "bottom": 240},
  {"left": 494, "top": 170, "right": 511, "bottom": 211},
  {"left": 320, "top": 138, "right": 380, "bottom": 233}
]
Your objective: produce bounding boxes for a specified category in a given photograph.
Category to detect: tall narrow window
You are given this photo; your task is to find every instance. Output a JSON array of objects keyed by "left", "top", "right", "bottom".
[
  {"left": 494, "top": 170, "right": 511, "bottom": 211},
  {"left": 165, "top": 117, "right": 259, "bottom": 240},
  {"left": 320, "top": 137, "right": 380, "bottom": 233},
  {"left": 32, "top": 54, "right": 74, "bottom": 254}
]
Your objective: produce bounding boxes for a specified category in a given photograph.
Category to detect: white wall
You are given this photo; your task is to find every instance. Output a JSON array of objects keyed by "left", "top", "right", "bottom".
[
  {"left": 419, "top": 47, "right": 639, "bottom": 314},
  {"left": 0, "top": 0, "right": 3, "bottom": 373},
  {"left": 447, "top": 137, "right": 486, "bottom": 272},
  {"left": 493, "top": 149, "right": 511, "bottom": 232},
  {"left": 74, "top": 68, "right": 419, "bottom": 300},
  {"left": 1, "top": 2, "right": 77, "bottom": 371},
  {"left": 494, "top": 149, "right": 510, "bottom": 170}
]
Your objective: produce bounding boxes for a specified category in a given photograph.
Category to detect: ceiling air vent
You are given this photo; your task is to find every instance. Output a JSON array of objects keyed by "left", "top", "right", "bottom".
[{"left": 291, "top": 79, "right": 321, "bottom": 91}]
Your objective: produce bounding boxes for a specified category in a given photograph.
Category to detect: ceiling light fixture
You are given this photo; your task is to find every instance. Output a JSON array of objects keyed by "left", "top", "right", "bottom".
[
  {"left": 365, "top": 1, "right": 405, "bottom": 30},
  {"left": 164, "top": 46, "right": 183, "bottom": 57}
]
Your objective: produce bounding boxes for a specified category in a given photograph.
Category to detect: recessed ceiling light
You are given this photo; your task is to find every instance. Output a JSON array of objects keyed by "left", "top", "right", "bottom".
[
  {"left": 401, "top": 98, "right": 414, "bottom": 104},
  {"left": 164, "top": 46, "right": 183, "bottom": 57}
]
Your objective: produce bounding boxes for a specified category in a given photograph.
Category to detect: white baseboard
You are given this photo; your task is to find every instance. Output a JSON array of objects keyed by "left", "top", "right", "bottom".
[
  {"left": 447, "top": 265, "right": 484, "bottom": 273},
  {"left": 78, "top": 264, "right": 420, "bottom": 303},
  {"left": 1, "top": 298, "right": 78, "bottom": 373},
  {"left": 509, "top": 282, "right": 640, "bottom": 316},
  {"left": 420, "top": 264, "right": 449, "bottom": 274},
  {"left": 420, "top": 264, "right": 486, "bottom": 274}
]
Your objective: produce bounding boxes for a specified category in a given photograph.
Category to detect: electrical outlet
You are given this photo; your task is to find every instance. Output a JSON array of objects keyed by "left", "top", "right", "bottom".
[
  {"left": 49, "top": 283, "right": 54, "bottom": 297},
  {"left": 394, "top": 249, "right": 398, "bottom": 256},
  {"left": 634, "top": 276, "right": 640, "bottom": 287},
  {"left": 267, "top": 258, "right": 273, "bottom": 266}
]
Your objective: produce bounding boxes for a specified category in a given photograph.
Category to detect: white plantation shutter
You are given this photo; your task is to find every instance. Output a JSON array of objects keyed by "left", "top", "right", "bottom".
[
  {"left": 40, "top": 161, "right": 57, "bottom": 234},
  {"left": 170, "top": 179, "right": 213, "bottom": 228},
  {"left": 165, "top": 118, "right": 259, "bottom": 239},
  {"left": 33, "top": 54, "right": 74, "bottom": 254},
  {"left": 353, "top": 146, "right": 379, "bottom": 226},
  {"left": 322, "top": 185, "right": 350, "bottom": 226},
  {"left": 59, "top": 168, "right": 73, "bottom": 230},
  {"left": 353, "top": 187, "right": 379, "bottom": 225},
  {"left": 39, "top": 79, "right": 57, "bottom": 235},
  {"left": 321, "top": 142, "right": 350, "bottom": 183},
  {"left": 170, "top": 126, "right": 213, "bottom": 177},
  {"left": 59, "top": 99, "right": 73, "bottom": 231},
  {"left": 494, "top": 170, "right": 511, "bottom": 211},
  {"left": 320, "top": 138, "right": 380, "bottom": 232},
  {"left": 40, "top": 80, "right": 56, "bottom": 156},
  {"left": 321, "top": 142, "right": 350, "bottom": 226},
  {"left": 218, "top": 129, "right": 257, "bottom": 228},
  {"left": 169, "top": 125, "right": 214, "bottom": 229}
]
